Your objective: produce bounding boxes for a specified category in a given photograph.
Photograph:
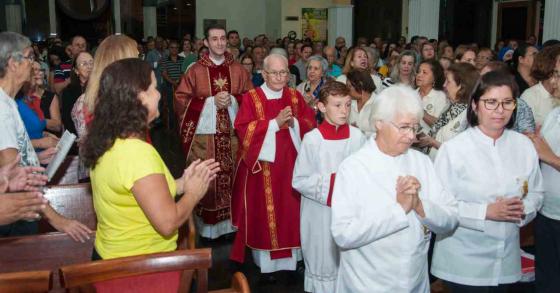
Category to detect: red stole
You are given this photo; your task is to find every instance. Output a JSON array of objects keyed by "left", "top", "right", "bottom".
[{"left": 231, "top": 86, "right": 316, "bottom": 262}]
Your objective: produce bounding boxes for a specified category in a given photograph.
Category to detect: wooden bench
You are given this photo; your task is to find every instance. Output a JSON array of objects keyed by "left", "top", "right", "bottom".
[
  {"left": 0, "top": 183, "right": 199, "bottom": 291},
  {"left": 39, "top": 183, "right": 196, "bottom": 249},
  {"left": 0, "top": 270, "right": 52, "bottom": 293},
  {"left": 59, "top": 248, "right": 249, "bottom": 293}
]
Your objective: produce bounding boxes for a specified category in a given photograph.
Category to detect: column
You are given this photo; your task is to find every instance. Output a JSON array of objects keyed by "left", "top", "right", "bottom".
[
  {"left": 543, "top": 0, "right": 560, "bottom": 43},
  {"left": 143, "top": 0, "right": 157, "bottom": 39},
  {"left": 48, "top": 0, "right": 56, "bottom": 36},
  {"left": 407, "top": 0, "right": 439, "bottom": 40},
  {"left": 113, "top": 0, "right": 122, "bottom": 34},
  {"left": 5, "top": 1, "right": 22, "bottom": 33},
  {"left": 328, "top": 5, "right": 353, "bottom": 48}
]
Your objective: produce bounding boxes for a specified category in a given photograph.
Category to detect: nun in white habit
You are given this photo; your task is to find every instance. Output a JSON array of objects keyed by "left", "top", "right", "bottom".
[{"left": 330, "top": 85, "right": 459, "bottom": 293}]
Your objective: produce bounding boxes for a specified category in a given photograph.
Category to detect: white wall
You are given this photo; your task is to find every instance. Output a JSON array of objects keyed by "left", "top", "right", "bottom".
[
  {"left": 196, "top": 0, "right": 267, "bottom": 39},
  {"left": 196, "top": 0, "right": 340, "bottom": 40},
  {"left": 281, "top": 0, "right": 336, "bottom": 39}
]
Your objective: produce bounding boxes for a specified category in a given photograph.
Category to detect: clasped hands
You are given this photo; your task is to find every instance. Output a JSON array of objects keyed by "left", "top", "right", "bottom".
[
  {"left": 396, "top": 175, "right": 424, "bottom": 216},
  {"left": 486, "top": 196, "right": 525, "bottom": 222},
  {"left": 215, "top": 91, "right": 232, "bottom": 110},
  {"left": 275, "top": 106, "right": 294, "bottom": 128}
]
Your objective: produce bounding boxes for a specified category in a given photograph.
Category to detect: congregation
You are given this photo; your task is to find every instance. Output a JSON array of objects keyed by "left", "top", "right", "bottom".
[{"left": 1, "top": 25, "right": 560, "bottom": 293}]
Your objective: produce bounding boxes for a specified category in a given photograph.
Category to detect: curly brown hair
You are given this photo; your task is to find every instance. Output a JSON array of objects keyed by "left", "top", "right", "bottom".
[{"left": 82, "top": 58, "right": 152, "bottom": 169}]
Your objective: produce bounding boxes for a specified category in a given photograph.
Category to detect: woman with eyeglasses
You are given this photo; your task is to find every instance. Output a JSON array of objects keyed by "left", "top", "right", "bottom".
[
  {"left": 520, "top": 45, "right": 560, "bottom": 127},
  {"left": 60, "top": 51, "right": 93, "bottom": 137},
  {"left": 431, "top": 71, "right": 544, "bottom": 292},
  {"left": 296, "top": 56, "right": 329, "bottom": 109},
  {"left": 417, "top": 63, "right": 479, "bottom": 160},
  {"left": 28, "top": 61, "right": 61, "bottom": 134},
  {"left": 240, "top": 54, "right": 259, "bottom": 87}
]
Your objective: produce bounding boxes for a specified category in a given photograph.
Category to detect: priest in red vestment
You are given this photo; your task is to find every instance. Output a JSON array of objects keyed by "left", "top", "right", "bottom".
[
  {"left": 231, "top": 53, "right": 316, "bottom": 273},
  {"left": 175, "top": 24, "right": 252, "bottom": 239}
]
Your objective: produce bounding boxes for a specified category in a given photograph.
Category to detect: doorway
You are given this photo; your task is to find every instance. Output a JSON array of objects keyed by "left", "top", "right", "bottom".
[{"left": 497, "top": 0, "right": 536, "bottom": 42}]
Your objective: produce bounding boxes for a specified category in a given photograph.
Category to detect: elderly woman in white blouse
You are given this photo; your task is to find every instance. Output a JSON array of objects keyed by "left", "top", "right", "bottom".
[
  {"left": 296, "top": 55, "right": 329, "bottom": 109},
  {"left": 432, "top": 71, "right": 544, "bottom": 292},
  {"left": 527, "top": 106, "right": 560, "bottom": 292},
  {"left": 416, "top": 59, "right": 449, "bottom": 132},
  {"left": 331, "top": 85, "right": 458, "bottom": 293}
]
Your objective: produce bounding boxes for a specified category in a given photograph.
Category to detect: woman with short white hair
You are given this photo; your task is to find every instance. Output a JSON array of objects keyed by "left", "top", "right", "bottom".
[
  {"left": 331, "top": 85, "right": 458, "bottom": 293},
  {"left": 296, "top": 55, "right": 329, "bottom": 108}
]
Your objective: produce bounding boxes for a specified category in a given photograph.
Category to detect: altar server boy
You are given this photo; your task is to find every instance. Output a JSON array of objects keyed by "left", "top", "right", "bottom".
[{"left": 292, "top": 80, "right": 366, "bottom": 293}]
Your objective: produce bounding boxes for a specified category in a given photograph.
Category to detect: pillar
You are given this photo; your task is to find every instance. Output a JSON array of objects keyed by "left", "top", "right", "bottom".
[
  {"left": 48, "top": 0, "right": 56, "bottom": 36},
  {"left": 407, "top": 0, "right": 440, "bottom": 40},
  {"left": 543, "top": 0, "right": 560, "bottom": 42},
  {"left": 328, "top": 5, "right": 353, "bottom": 48},
  {"left": 143, "top": 0, "right": 157, "bottom": 39},
  {"left": 5, "top": 1, "right": 22, "bottom": 33},
  {"left": 113, "top": 0, "right": 122, "bottom": 34}
]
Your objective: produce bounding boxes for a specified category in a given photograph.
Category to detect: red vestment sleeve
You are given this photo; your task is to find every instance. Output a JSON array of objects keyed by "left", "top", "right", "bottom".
[
  {"left": 174, "top": 70, "right": 207, "bottom": 123},
  {"left": 232, "top": 66, "right": 254, "bottom": 104},
  {"left": 234, "top": 91, "right": 269, "bottom": 170}
]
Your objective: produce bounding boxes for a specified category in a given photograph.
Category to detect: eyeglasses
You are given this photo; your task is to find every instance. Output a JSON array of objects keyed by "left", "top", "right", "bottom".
[
  {"left": 388, "top": 121, "right": 421, "bottom": 134},
  {"left": 265, "top": 70, "right": 289, "bottom": 77},
  {"left": 78, "top": 61, "right": 94, "bottom": 68},
  {"left": 479, "top": 98, "right": 516, "bottom": 111}
]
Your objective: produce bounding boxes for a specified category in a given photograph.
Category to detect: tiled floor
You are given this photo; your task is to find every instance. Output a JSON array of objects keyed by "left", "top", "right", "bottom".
[{"left": 151, "top": 126, "right": 535, "bottom": 293}]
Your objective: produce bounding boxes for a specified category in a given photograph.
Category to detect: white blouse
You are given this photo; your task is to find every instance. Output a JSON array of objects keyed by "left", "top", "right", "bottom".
[
  {"left": 432, "top": 127, "right": 544, "bottom": 286},
  {"left": 521, "top": 82, "right": 560, "bottom": 127},
  {"left": 540, "top": 107, "right": 560, "bottom": 220},
  {"left": 348, "top": 93, "right": 376, "bottom": 138},
  {"left": 419, "top": 88, "right": 449, "bottom": 133}
]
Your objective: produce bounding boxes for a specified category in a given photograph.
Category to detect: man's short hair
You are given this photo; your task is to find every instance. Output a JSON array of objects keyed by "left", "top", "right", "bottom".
[
  {"left": 263, "top": 53, "right": 288, "bottom": 71},
  {"left": 227, "top": 30, "right": 239, "bottom": 38},
  {"left": 204, "top": 24, "right": 226, "bottom": 39},
  {"left": 318, "top": 81, "right": 349, "bottom": 104}
]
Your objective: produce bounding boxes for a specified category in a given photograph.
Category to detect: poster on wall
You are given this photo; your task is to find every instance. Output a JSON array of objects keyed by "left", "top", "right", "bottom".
[{"left": 301, "top": 8, "right": 328, "bottom": 42}]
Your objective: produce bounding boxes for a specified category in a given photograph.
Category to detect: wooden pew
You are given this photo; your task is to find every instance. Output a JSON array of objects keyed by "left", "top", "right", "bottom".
[
  {"left": 0, "top": 270, "right": 52, "bottom": 293},
  {"left": 0, "top": 183, "right": 198, "bottom": 291},
  {"left": 59, "top": 248, "right": 250, "bottom": 293},
  {"left": 39, "top": 184, "right": 96, "bottom": 232}
]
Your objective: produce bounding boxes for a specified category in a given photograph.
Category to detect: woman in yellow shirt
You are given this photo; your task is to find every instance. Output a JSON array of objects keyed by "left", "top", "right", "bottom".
[{"left": 82, "top": 58, "right": 219, "bottom": 260}]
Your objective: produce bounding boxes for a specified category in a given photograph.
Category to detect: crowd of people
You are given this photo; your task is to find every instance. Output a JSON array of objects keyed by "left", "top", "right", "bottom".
[{"left": 1, "top": 26, "right": 560, "bottom": 293}]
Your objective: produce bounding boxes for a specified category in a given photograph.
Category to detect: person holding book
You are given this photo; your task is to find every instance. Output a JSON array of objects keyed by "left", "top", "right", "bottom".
[{"left": 0, "top": 32, "right": 92, "bottom": 240}]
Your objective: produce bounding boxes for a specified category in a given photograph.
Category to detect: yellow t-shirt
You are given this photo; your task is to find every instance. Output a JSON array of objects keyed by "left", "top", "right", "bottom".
[{"left": 91, "top": 138, "right": 177, "bottom": 259}]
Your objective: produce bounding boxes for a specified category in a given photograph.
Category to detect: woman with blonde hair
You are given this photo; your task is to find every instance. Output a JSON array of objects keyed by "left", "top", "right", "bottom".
[
  {"left": 381, "top": 50, "right": 417, "bottom": 89},
  {"left": 336, "top": 47, "right": 382, "bottom": 93},
  {"left": 71, "top": 34, "right": 139, "bottom": 180}
]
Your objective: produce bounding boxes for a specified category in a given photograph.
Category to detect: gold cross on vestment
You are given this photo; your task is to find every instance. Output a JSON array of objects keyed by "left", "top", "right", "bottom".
[{"left": 213, "top": 74, "right": 229, "bottom": 92}]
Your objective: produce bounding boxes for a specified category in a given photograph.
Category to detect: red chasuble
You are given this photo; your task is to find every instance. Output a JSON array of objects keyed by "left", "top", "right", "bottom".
[
  {"left": 175, "top": 52, "right": 252, "bottom": 226},
  {"left": 230, "top": 86, "right": 316, "bottom": 262}
]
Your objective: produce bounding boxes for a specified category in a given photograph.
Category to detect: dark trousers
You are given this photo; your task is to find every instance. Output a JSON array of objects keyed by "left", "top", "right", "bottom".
[
  {"left": 0, "top": 220, "right": 38, "bottom": 237},
  {"left": 91, "top": 247, "right": 103, "bottom": 261},
  {"left": 535, "top": 213, "right": 560, "bottom": 293},
  {"left": 444, "top": 281, "right": 510, "bottom": 293}
]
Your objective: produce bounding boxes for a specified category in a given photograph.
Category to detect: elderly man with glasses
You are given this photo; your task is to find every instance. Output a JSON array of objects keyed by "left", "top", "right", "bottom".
[
  {"left": 330, "top": 85, "right": 458, "bottom": 292},
  {"left": 230, "top": 53, "right": 316, "bottom": 281}
]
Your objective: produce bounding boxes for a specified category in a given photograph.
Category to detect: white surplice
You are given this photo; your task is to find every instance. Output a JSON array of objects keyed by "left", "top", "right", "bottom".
[
  {"left": 432, "top": 127, "right": 544, "bottom": 286},
  {"left": 331, "top": 138, "right": 458, "bottom": 293},
  {"left": 292, "top": 124, "right": 366, "bottom": 293}
]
